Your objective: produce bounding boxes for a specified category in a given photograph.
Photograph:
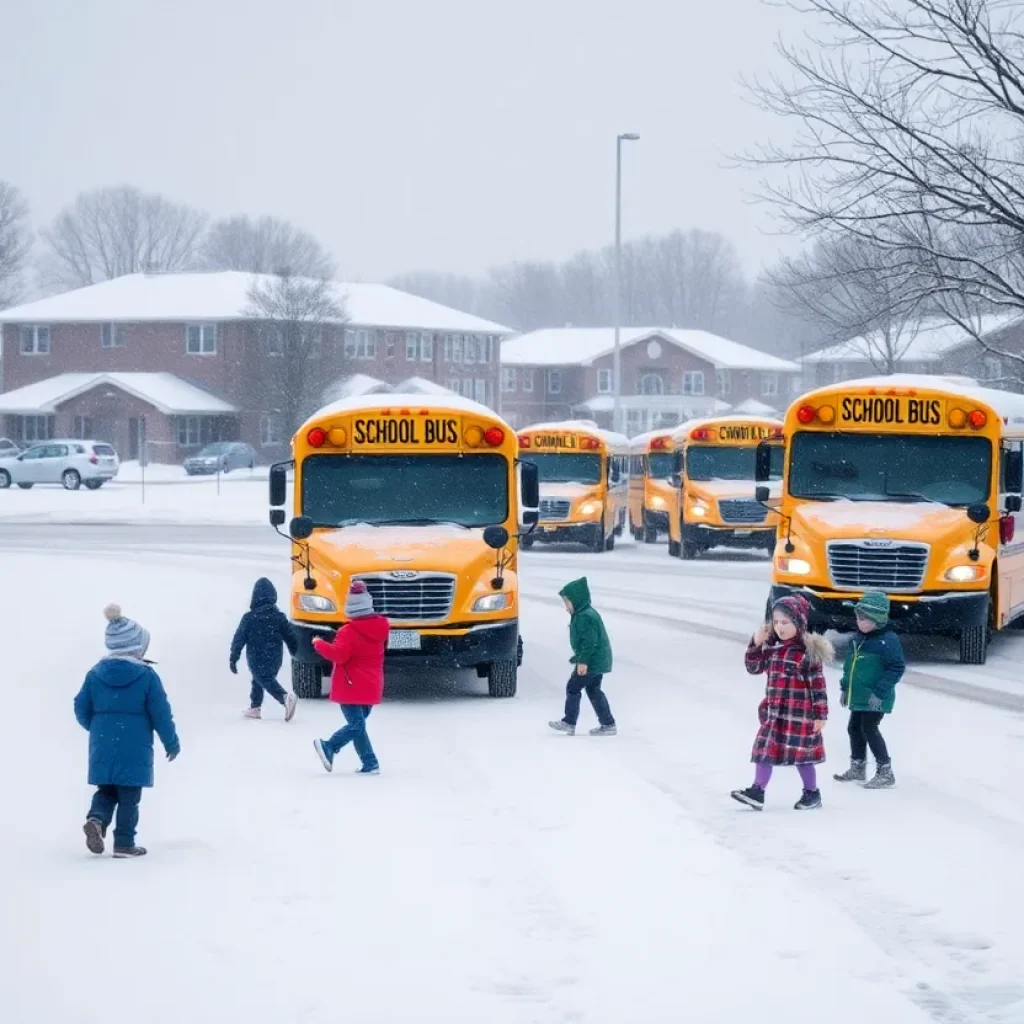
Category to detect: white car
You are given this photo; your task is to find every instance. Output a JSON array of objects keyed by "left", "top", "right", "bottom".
[{"left": 0, "top": 440, "right": 120, "bottom": 491}]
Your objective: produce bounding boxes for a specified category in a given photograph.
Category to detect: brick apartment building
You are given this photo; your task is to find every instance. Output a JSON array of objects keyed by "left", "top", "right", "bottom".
[
  {"left": 798, "top": 313, "right": 1024, "bottom": 390},
  {"left": 0, "top": 271, "right": 509, "bottom": 462},
  {"left": 499, "top": 327, "right": 800, "bottom": 433}
]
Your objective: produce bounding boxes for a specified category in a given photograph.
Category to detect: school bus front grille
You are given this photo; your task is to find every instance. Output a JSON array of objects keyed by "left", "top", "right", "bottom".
[
  {"left": 539, "top": 499, "right": 571, "bottom": 520},
  {"left": 718, "top": 499, "right": 768, "bottom": 525},
  {"left": 354, "top": 573, "right": 456, "bottom": 622},
  {"left": 826, "top": 540, "right": 929, "bottom": 593}
]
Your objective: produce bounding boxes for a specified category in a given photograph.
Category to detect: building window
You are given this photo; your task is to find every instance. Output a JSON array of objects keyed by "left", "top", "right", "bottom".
[
  {"left": 384, "top": 332, "right": 397, "bottom": 360},
  {"left": 447, "top": 378, "right": 461, "bottom": 393},
  {"left": 681, "top": 371, "right": 703, "bottom": 396},
  {"left": 176, "top": 416, "right": 215, "bottom": 447},
  {"left": 260, "top": 414, "right": 284, "bottom": 447},
  {"left": 420, "top": 332, "right": 433, "bottom": 362},
  {"left": 761, "top": 374, "right": 779, "bottom": 397},
  {"left": 715, "top": 369, "right": 730, "bottom": 396},
  {"left": 19, "top": 325, "right": 51, "bottom": 355},
  {"left": 406, "top": 332, "right": 433, "bottom": 362},
  {"left": 464, "top": 336, "right": 478, "bottom": 365},
  {"left": 265, "top": 326, "right": 285, "bottom": 356},
  {"left": 101, "top": 323, "right": 125, "bottom": 349},
  {"left": 344, "top": 328, "right": 376, "bottom": 359},
  {"left": 522, "top": 369, "right": 535, "bottom": 393},
  {"left": 186, "top": 323, "right": 217, "bottom": 355},
  {"left": 626, "top": 409, "right": 645, "bottom": 435},
  {"left": 597, "top": 369, "right": 613, "bottom": 394},
  {"left": 406, "top": 332, "right": 418, "bottom": 360},
  {"left": 20, "top": 415, "right": 53, "bottom": 442},
  {"left": 73, "top": 416, "right": 94, "bottom": 439},
  {"left": 641, "top": 372, "right": 667, "bottom": 396},
  {"left": 501, "top": 368, "right": 517, "bottom": 392},
  {"left": 547, "top": 369, "right": 562, "bottom": 395},
  {"left": 474, "top": 378, "right": 487, "bottom": 404},
  {"left": 983, "top": 354, "right": 1003, "bottom": 381}
]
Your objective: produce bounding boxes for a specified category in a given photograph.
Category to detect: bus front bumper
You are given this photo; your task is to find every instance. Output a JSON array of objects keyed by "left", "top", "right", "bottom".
[
  {"left": 644, "top": 510, "right": 669, "bottom": 531},
  {"left": 531, "top": 522, "right": 602, "bottom": 545},
  {"left": 291, "top": 619, "right": 520, "bottom": 670},
  {"left": 768, "top": 585, "right": 989, "bottom": 634},
  {"left": 686, "top": 524, "right": 775, "bottom": 550}
]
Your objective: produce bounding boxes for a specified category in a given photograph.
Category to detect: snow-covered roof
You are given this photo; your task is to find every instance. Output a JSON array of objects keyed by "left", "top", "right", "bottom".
[
  {"left": 574, "top": 394, "right": 716, "bottom": 413},
  {"left": 628, "top": 428, "right": 676, "bottom": 448},
  {"left": 321, "top": 374, "right": 458, "bottom": 405},
  {"left": 797, "top": 374, "right": 1024, "bottom": 423},
  {"left": 0, "top": 372, "right": 236, "bottom": 415},
  {"left": 731, "top": 398, "right": 779, "bottom": 415},
  {"left": 799, "top": 314, "right": 1023, "bottom": 365},
  {"left": 0, "top": 271, "right": 511, "bottom": 334},
  {"left": 517, "top": 419, "right": 630, "bottom": 447},
  {"left": 300, "top": 392, "right": 507, "bottom": 434},
  {"left": 500, "top": 327, "right": 799, "bottom": 371}
]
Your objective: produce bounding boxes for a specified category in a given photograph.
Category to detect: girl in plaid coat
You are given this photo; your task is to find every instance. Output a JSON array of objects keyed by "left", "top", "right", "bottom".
[{"left": 731, "top": 594, "right": 833, "bottom": 811}]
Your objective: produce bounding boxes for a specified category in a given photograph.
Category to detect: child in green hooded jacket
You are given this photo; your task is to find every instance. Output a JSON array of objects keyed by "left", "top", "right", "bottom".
[
  {"left": 834, "top": 589, "right": 904, "bottom": 789},
  {"left": 549, "top": 577, "right": 616, "bottom": 736}
]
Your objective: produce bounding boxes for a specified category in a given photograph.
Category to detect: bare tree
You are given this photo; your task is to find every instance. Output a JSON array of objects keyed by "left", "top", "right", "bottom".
[
  {"left": 245, "top": 272, "right": 347, "bottom": 435},
  {"left": 0, "top": 182, "right": 31, "bottom": 308},
  {"left": 202, "top": 215, "right": 335, "bottom": 279},
  {"left": 766, "top": 235, "right": 924, "bottom": 371},
  {"left": 39, "top": 185, "right": 207, "bottom": 290},
  {"left": 746, "top": 0, "right": 1024, "bottom": 370}
]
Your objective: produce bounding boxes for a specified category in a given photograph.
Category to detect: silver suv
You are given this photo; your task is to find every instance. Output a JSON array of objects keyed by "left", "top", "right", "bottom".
[{"left": 0, "top": 440, "right": 120, "bottom": 490}]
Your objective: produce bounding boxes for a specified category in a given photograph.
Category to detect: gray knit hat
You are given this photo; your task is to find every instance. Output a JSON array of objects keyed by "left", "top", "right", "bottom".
[
  {"left": 104, "top": 603, "right": 150, "bottom": 657},
  {"left": 344, "top": 581, "right": 375, "bottom": 618}
]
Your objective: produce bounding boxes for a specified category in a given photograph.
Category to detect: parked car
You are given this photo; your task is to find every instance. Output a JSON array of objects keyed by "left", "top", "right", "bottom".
[
  {"left": 0, "top": 440, "right": 120, "bottom": 491},
  {"left": 183, "top": 442, "right": 257, "bottom": 475},
  {"left": 0, "top": 438, "right": 22, "bottom": 456}
]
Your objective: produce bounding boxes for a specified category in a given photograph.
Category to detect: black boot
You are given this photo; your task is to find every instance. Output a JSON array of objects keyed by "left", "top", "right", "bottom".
[
  {"left": 794, "top": 789, "right": 822, "bottom": 810},
  {"left": 730, "top": 785, "right": 765, "bottom": 810}
]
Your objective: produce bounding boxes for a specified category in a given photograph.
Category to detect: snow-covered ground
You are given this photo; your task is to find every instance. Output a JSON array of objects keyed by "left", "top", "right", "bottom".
[{"left": 2, "top": 528, "right": 1024, "bottom": 1023}]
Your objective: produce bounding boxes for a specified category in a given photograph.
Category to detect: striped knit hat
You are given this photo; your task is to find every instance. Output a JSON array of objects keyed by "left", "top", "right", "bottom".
[
  {"left": 344, "top": 581, "right": 375, "bottom": 618},
  {"left": 104, "top": 604, "right": 150, "bottom": 657}
]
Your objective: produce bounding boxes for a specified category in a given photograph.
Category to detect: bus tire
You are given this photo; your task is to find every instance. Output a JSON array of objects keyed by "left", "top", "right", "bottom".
[
  {"left": 293, "top": 661, "right": 325, "bottom": 699},
  {"left": 681, "top": 541, "right": 699, "bottom": 560},
  {"left": 958, "top": 624, "right": 988, "bottom": 665},
  {"left": 605, "top": 529, "right": 615, "bottom": 551},
  {"left": 667, "top": 538, "right": 680, "bottom": 557},
  {"left": 487, "top": 659, "right": 517, "bottom": 697},
  {"left": 643, "top": 515, "right": 658, "bottom": 544},
  {"left": 590, "top": 524, "right": 605, "bottom": 553},
  {"left": 520, "top": 535, "right": 534, "bottom": 550},
  {"left": 517, "top": 634, "right": 523, "bottom": 667}
]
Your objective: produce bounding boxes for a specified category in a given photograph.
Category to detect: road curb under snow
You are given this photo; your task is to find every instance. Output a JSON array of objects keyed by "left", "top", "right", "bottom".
[{"left": 525, "top": 593, "right": 1024, "bottom": 714}]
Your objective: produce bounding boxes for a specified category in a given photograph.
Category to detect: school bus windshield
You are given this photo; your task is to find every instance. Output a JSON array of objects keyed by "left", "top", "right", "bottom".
[
  {"left": 789, "top": 432, "right": 992, "bottom": 505},
  {"left": 521, "top": 452, "right": 602, "bottom": 484},
  {"left": 646, "top": 452, "right": 675, "bottom": 478},
  {"left": 686, "top": 445, "right": 782, "bottom": 482},
  {"left": 302, "top": 453, "right": 509, "bottom": 527}
]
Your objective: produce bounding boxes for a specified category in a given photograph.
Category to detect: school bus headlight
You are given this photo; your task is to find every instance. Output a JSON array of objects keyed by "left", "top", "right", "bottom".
[
  {"left": 816, "top": 405, "right": 836, "bottom": 424},
  {"left": 944, "top": 565, "right": 984, "bottom": 582},
  {"left": 948, "top": 408, "right": 967, "bottom": 429},
  {"left": 298, "top": 594, "right": 336, "bottom": 613},
  {"left": 472, "top": 593, "right": 509, "bottom": 612},
  {"left": 578, "top": 500, "right": 602, "bottom": 517},
  {"left": 688, "top": 499, "right": 709, "bottom": 517},
  {"left": 464, "top": 425, "right": 484, "bottom": 447},
  {"left": 776, "top": 556, "right": 811, "bottom": 575},
  {"left": 650, "top": 495, "right": 667, "bottom": 508},
  {"left": 328, "top": 427, "right": 347, "bottom": 447}
]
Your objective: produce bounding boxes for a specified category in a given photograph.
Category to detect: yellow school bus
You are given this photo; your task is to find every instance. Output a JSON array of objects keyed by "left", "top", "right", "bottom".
[
  {"left": 667, "top": 415, "right": 784, "bottom": 559},
  {"left": 517, "top": 420, "right": 630, "bottom": 552},
  {"left": 758, "top": 375, "right": 1024, "bottom": 664},
  {"left": 268, "top": 394, "right": 540, "bottom": 698},
  {"left": 627, "top": 430, "right": 676, "bottom": 543}
]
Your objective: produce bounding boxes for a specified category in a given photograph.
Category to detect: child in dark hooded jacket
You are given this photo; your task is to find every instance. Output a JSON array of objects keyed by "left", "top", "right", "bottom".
[{"left": 230, "top": 577, "right": 298, "bottom": 721}]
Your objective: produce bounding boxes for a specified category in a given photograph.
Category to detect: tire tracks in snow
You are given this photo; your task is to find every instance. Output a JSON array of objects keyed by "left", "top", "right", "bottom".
[{"left": 523, "top": 591, "right": 1024, "bottom": 715}]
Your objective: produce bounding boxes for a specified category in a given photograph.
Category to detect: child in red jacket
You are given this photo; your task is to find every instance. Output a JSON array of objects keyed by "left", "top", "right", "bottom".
[{"left": 312, "top": 582, "right": 388, "bottom": 775}]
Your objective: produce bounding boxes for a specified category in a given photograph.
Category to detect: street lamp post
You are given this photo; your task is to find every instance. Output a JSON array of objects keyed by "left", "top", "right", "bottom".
[{"left": 613, "top": 133, "right": 639, "bottom": 436}]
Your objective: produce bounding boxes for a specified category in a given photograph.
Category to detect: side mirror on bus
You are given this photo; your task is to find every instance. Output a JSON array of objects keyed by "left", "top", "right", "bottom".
[
  {"left": 967, "top": 502, "right": 991, "bottom": 525},
  {"left": 669, "top": 473, "right": 682, "bottom": 489},
  {"left": 754, "top": 442, "right": 773, "bottom": 483},
  {"left": 520, "top": 460, "right": 540, "bottom": 510},
  {"left": 755, "top": 486, "right": 770, "bottom": 504},
  {"left": 290, "top": 516, "right": 314, "bottom": 540},
  {"left": 269, "top": 509, "right": 286, "bottom": 528},
  {"left": 483, "top": 525, "right": 509, "bottom": 550},
  {"left": 269, "top": 463, "right": 289, "bottom": 507},
  {"left": 1006, "top": 495, "right": 1023, "bottom": 514}
]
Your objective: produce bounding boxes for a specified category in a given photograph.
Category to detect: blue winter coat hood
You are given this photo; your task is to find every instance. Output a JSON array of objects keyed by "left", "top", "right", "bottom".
[
  {"left": 92, "top": 657, "right": 150, "bottom": 688},
  {"left": 251, "top": 577, "right": 277, "bottom": 608}
]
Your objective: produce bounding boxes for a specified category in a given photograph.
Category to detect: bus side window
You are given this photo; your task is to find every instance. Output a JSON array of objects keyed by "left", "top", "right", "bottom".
[{"left": 1001, "top": 441, "right": 1023, "bottom": 496}]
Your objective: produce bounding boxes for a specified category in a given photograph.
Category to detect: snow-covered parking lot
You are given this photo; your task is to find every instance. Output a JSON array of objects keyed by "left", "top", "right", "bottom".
[{"left": 2, "top": 525, "right": 1023, "bottom": 1024}]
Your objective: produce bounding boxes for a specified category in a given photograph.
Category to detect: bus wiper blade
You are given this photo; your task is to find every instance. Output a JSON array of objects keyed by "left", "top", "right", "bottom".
[
  {"left": 369, "top": 518, "right": 468, "bottom": 528},
  {"left": 884, "top": 491, "right": 936, "bottom": 503}
]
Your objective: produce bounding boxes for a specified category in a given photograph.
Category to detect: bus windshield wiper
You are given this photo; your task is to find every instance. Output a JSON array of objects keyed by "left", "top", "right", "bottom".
[
  {"left": 368, "top": 518, "right": 468, "bottom": 528},
  {"left": 883, "top": 491, "right": 937, "bottom": 503}
]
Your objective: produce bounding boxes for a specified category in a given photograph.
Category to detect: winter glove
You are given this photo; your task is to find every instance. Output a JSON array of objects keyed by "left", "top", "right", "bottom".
[
  {"left": 840, "top": 690, "right": 848, "bottom": 708},
  {"left": 867, "top": 693, "right": 883, "bottom": 712},
  {"left": 229, "top": 661, "right": 238, "bottom": 675},
  {"left": 167, "top": 751, "right": 178, "bottom": 762}
]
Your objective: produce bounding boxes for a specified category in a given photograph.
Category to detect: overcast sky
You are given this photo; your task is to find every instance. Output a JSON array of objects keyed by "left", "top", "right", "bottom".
[{"left": 2, "top": 0, "right": 800, "bottom": 283}]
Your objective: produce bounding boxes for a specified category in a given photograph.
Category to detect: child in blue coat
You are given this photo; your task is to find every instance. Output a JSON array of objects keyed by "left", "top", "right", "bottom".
[
  {"left": 74, "top": 604, "right": 180, "bottom": 858},
  {"left": 230, "top": 578, "right": 298, "bottom": 720}
]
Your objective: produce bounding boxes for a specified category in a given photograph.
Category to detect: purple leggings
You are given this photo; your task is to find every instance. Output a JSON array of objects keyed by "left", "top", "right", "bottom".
[{"left": 755, "top": 763, "right": 817, "bottom": 790}]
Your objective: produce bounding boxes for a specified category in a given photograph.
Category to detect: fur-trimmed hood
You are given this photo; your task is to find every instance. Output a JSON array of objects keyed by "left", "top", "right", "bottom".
[{"left": 802, "top": 632, "right": 834, "bottom": 667}]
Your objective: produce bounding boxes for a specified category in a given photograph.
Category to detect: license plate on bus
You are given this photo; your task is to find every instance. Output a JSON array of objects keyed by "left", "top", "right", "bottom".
[
  {"left": 388, "top": 629, "right": 421, "bottom": 650},
  {"left": 734, "top": 530, "right": 752, "bottom": 537}
]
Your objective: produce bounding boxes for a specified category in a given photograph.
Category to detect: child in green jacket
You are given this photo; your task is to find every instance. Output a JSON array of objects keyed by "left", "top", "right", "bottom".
[
  {"left": 549, "top": 577, "right": 616, "bottom": 736},
  {"left": 834, "top": 590, "right": 905, "bottom": 789}
]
